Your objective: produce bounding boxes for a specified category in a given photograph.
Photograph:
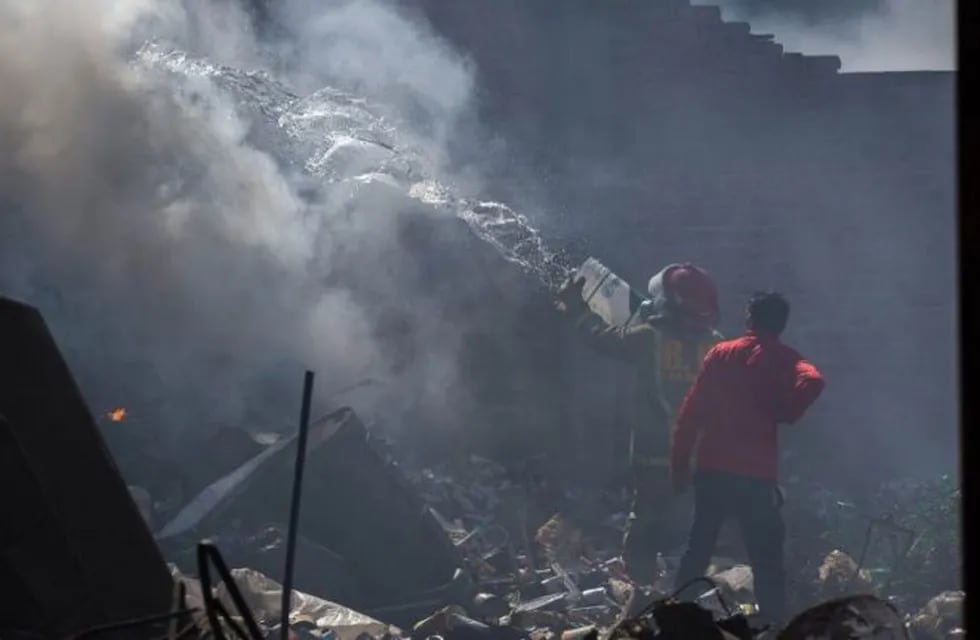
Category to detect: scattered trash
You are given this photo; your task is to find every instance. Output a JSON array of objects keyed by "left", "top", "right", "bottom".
[
  {"left": 17, "top": 424, "right": 965, "bottom": 640},
  {"left": 908, "top": 591, "right": 964, "bottom": 640},
  {"left": 536, "top": 514, "right": 594, "bottom": 568},
  {"left": 173, "top": 563, "right": 395, "bottom": 640},
  {"left": 816, "top": 550, "right": 875, "bottom": 600},
  {"left": 472, "top": 593, "right": 511, "bottom": 621},
  {"left": 412, "top": 606, "right": 526, "bottom": 640},
  {"left": 560, "top": 626, "right": 597, "bottom": 640},
  {"left": 710, "top": 565, "right": 756, "bottom": 609},
  {"left": 778, "top": 594, "right": 909, "bottom": 639},
  {"left": 608, "top": 594, "right": 756, "bottom": 640},
  {"left": 3, "top": 294, "right": 961, "bottom": 640}
]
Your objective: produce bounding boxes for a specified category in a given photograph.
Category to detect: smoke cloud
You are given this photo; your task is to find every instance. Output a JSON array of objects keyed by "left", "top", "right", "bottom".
[
  {"left": 0, "top": 0, "right": 479, "bottom": 451},
  {"left": 708, "top": 0, "right": 956, "bottom": 71}
]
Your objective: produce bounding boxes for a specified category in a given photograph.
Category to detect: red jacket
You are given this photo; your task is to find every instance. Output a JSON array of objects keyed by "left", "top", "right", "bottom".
[{"left": 670, "top": 331, "right": 825, "bottom": 481}]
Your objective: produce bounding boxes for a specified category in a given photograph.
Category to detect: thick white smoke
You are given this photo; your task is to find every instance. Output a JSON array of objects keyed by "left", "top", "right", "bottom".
[
  {"left": 0, "top": 0, "right": 477, "bottom": 448},
  {"left": 709, "top": 0, "right": 956, "bottom": 72}
]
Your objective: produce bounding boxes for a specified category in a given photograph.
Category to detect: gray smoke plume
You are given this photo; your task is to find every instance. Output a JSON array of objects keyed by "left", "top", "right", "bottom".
[
  {"left": 0, "top": 0, "right": 478, "bottom": 450},
  {"left": 708, "top": 0, "right": 956, "bottom": 71}
]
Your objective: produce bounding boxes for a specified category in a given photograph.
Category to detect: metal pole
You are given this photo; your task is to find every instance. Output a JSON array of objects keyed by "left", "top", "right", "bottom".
[{"left": 281, "top": 370, "right": 315, "bottom": 640}]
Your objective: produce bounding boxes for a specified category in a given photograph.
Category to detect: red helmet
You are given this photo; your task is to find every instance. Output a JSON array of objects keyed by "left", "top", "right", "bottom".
[{"left": 664, "top": 263, "right": 720, "bottom": 328}]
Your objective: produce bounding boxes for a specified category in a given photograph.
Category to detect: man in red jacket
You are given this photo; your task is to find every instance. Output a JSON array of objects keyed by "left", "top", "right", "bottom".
[{"left": 670, "top": 292, "right": 825, "bottom": 623}]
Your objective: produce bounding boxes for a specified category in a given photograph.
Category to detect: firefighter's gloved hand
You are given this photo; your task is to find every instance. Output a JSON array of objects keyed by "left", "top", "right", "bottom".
[{"left": 555, "top": 276, "right": 588, "bottom": 316}]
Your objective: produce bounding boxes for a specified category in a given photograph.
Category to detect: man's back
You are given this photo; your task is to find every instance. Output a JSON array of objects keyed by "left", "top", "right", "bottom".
[{"left": 671, "top": 331, "right": 824, "bottom": 481}]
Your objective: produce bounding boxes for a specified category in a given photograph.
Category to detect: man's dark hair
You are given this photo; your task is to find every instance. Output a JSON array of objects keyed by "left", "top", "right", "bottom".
[{"left": 747, "top": 291, "right": 790, "bottom": 335}]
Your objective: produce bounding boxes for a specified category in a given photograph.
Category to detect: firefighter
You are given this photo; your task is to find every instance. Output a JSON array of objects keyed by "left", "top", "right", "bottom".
[
  {"left": 555, "top": 263, "right": 724, "bottom": 584},
  {"left": 670, "top": 291, "right": 825, "bottom": 624}
]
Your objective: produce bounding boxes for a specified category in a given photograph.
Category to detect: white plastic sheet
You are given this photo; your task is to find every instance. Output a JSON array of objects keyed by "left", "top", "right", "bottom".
[{"left": 170, "top": 565, "right": 398, "bottom": 640}]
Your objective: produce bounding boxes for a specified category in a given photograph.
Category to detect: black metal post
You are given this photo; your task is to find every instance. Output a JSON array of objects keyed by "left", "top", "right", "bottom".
[{"left": 281, "top": 370, "right": 315, "bottom": 640}]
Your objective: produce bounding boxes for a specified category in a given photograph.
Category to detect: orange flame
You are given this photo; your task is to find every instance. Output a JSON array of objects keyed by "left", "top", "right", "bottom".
[{"left": 107, "top": 407, "right": 127, "bottom": 422}]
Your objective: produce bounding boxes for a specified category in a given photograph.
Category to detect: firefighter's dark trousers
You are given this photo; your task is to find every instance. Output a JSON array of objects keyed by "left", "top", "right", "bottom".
[
  {"left": 674, "top": 470, "right": 786, "bottom": 622},
  {"left": 622, "top": 460, "right": 690, "bottom": 584}
]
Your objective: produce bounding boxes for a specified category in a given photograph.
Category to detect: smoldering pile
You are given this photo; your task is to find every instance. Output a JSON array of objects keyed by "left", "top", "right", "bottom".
[
  {"left": 0, "top": 295, "right": 961, "bottom": 639},
  {"left": 128, "top": 408, "right": 959, "bottom": 640}
]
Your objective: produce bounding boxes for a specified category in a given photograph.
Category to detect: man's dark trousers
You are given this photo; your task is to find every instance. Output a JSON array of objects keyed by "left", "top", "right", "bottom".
[{"left": 675, "top": 470, "right": 786, "bottom": 622}]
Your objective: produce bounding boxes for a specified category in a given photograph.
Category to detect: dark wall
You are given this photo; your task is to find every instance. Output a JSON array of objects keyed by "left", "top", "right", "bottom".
[{"left": 400, "top": 0, "right": 957, "bottom": 488}]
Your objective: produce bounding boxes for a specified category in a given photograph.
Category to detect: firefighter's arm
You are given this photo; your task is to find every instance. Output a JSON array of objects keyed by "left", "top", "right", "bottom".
[
  {"left": 555, "top": 277, "right": 652, "bottom": 363},
  {"left": 777, "top": 358, "right": 825, "bottom": 424},
  {"left": 573, "top": 312, "right": 654, "bottom": 363},
  {"left": 670, "top": 348, "right": 719, "bottom": 487}
]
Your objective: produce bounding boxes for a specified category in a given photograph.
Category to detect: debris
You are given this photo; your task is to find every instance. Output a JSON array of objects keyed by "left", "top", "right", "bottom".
[
  {"left": 560, "top": 626, "right": 597, "bottom": 640},
  {"left": 710, "top": 565, "right": 756, "bottom": 606},
  {"left": 609, "top": 598, "right": 750, "bottom": 640},
  {"left": 908, "top": 591, "right": 964, "bottom": 640},
  {"left": 413, "top": 606, "right": 526, "bottom": 640},
  {"left": 472, "top": 593, "right": 511, "bottom": 621},
  {"left": 536, "top": 513, "right": 594, "bottom": 568},
  {"left": 579, "top": 588, "right": 611, "bottom": 607},
  {"left": 607, "top": 578, "right": 634, "bottom": 607},
  {"left": 779, "top": 594, "right": 909, "bottom": 640},
  {"left": 160, "top": 409, "right": 464, "bottom": 623},
  {"left": 816, "top": 550, "right": 875, "bottom": 600},
  {"left": 156, "top": 432, "right": 299, "bottom": 540},
  {"left": 173, "top": 564, "right": 395, "bottom": 640},
  {"left": 513, "top": 593, "right": 569, "bottom": 615},
  {"left": 231, "top": 526, "right": 361, "bottom": 604},
  {"left": 6, "top": 292, "right": 952, "bottom": 638},
  {"left": 618, "top": 587, "right": 668, "bottom": 622}
]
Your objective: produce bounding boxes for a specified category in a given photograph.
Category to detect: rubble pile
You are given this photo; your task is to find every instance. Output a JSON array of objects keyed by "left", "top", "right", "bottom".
[
  {"left": 404, "top": 455, "right": 630, "bottom": 577},
  {"left": 0, "top": 297, "right": 962, "bottom": 639},
  {"left": 129, "top": 441, "right": 965, "bottom": 640},
  {"left": 908, "top": 591, "right": 965, "bottom": 640},
  {"left": 779, "top": 594, "right": 912, "bottom": 640},
  {"left": 400, "top": 456, "right": 638, "bottom": 636}
]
